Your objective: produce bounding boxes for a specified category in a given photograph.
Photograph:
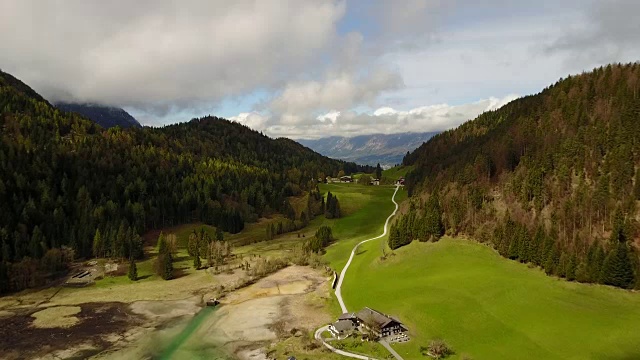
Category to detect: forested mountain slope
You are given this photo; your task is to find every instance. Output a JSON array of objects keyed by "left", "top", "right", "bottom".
[
  {"left": 393, "top": 63, "right": 640, "bottom": 289},
  {"left": 55, "top": 102, "right": 142, "bottom": 129},
  {"left": 0, "top": 70, "right": 369, "bottom": 293}
]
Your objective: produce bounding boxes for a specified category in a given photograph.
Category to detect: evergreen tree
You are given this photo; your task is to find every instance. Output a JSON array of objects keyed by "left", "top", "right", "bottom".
[
  {"left": 128, "top": 259, "right": 138, "bottom": 281},
  {"left": 601, "top": 242, "right": 635, "bottom": 288},
  {"left": 531, "top": 227, "right": 545, "bottom": 266},
  {"left": 587, "top": 242, "right": 606, "bottom": 283},
  {"left": 216, "top": 227, "right": 224, "bottom": 242},
  {"left": 155, "top": 232, "right": 173, "bottom": 280},
  {"left": 375, "top": 163, "right": 382, "bottom": 180},
  {"left": 162, "top": 253, "right": 174, "bottom": 280},
  {"left": 29, "top": 226, "right": 44, "bottom": 259},
  {"left": 388, "top": 224, "right": 400, "bottom": 250},
  {"left": 187, "top": 231, "right": 197, "bottom": 256},
  {"left": 544, "top": 244, "right": 560, "bottom": 275},
  {"left": 157, "top": 232, "right": 167, "bottom": 255},
  {"left": 92, "top": 229, "right": 103, "bottom": 258}
]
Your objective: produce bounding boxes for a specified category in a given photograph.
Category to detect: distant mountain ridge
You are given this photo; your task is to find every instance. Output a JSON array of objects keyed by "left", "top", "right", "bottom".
[
  {"left": 56, "top": 102, "right": 141, "bottom": 128},
  {"left": 298, "top": 132, "right": 438, "bottom": 168}
]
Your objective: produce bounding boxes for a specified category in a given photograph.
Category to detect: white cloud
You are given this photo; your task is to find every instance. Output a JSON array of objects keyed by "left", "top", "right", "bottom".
[
  {"left": 268, "top": 68, "right": 403, "bottom": 124},
  {"left": 545, "top": 0, "right": 640, "bottom": 66},
  {"left": 0, "top": 0, "right": 345, "bottom": 113},
  {"left": 2, "top": 0, "right": 639, "bottom": 139},
  {"left": 234, "top": 94, "right": 518, "bottom": 139},
  {"left": 228, "top": 112, "right": 269, "bottom": 131}
]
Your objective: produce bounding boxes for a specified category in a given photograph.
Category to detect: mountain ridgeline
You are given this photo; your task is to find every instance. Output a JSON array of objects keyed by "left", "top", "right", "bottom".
[
  {"left": 0, "top": 70, "right": 371, "bottom": 293},
  {"left": 299, "top": 132, "right": 438, "bottom": 168},
  {"left": 55, "top": 102, "right": 142, "bottom": 128},
  {"left": 394, "top": 63, "right": 640, "bottom": 289}
]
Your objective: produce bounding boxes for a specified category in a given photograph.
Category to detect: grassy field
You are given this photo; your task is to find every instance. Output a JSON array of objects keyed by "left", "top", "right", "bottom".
[
  {"left": 341, "top": 237, "right": 640, "bottom": 360},
  {"left": 320, "top": 183, "right": 407, "bottom": 273},
  {"left": 382, "top": 165, "right": 414, "bottom": 181},
  {"left": 333, "top": 336, "right": 393, "bottom": 359},
  {"left": 227, "top": 183, "right": 407, "bottom": 273}
]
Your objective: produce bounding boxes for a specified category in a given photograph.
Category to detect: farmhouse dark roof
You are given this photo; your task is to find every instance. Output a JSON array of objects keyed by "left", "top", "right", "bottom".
[
  {"left": 333, "top": 319, "right": 355, "bottom": 332},
  {"left": 339, "top": 312, "right": 356, "bottom": 320},
  {"left": 355, "top": 307, "right": 401, "bottom": 328}
]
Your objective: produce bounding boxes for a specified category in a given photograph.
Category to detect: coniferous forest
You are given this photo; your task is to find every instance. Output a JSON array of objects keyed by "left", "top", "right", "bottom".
[
  {"left": 392, "top": 63, "right": 640, "bottom": 289},
  {"left": 0, "top": 70, "right": 372, "bottom": 293}
]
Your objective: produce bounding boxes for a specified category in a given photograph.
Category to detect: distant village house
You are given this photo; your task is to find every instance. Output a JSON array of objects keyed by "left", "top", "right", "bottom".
[{"left": 340, "top": 175, "right": 353, "bottom": 183}]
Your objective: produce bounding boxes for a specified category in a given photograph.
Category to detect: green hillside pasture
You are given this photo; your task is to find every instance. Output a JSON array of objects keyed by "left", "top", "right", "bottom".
[
  {"left": 382, "top": 165, "right": 413, "bottom": 180},
  {"left": 341, "top": 238, "right": 640, "bottom": 360},
  {"left": 320, "top": 183, "right": 407, "bottom": 273}
]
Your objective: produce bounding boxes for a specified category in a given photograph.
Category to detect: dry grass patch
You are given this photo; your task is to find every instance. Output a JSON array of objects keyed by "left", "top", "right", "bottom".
[{"left": 31, "top": 306, "right": 81, "bottom": 328}]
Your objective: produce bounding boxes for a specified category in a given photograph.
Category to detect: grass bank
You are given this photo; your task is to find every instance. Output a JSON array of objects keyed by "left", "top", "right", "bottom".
[{"left": 341, "top": 237, "right": 640, "bottom": 360}]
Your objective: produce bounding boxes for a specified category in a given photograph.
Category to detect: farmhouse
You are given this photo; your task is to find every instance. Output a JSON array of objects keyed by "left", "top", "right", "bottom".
[
  {"left": 340, "top": 175, "right": 353, "bottom": 183},
  {"left": 371, "top": 178, "right": 380, "bottom": 186},
  {"left": 396, "top": 177, "right": 405, "bottom": 186},
  {"left": 329, "top": 319, "right": 356, "bottom": 337},
  {"left": 355, "top": 307, "right": 407, "bottom": 338}
]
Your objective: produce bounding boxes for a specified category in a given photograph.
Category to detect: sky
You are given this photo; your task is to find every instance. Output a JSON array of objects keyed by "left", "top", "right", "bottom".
[{"left": 1, "top": 0, "right": 639, "bottom": 139}]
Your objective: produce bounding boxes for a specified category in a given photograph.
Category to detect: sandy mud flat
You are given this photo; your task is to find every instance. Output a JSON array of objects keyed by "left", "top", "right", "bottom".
[{"left": 0, "top": 265, "right": 331, "bottom": 360}]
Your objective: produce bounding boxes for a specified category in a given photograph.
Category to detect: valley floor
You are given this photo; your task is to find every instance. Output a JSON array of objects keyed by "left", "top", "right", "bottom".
[{"left": 4, "top": 182, "right": 639, "bottom": 360}]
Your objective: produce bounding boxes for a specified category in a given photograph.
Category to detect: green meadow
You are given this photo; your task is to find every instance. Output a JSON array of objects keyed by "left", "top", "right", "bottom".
[
  {"left": 382, "top": 165, "right": 414, "bottom": 180},
  {"left": 320, "top": 183, "right": 407, "bottom": 272},
  {"left": 340, "top": 237, "right": 640, "bottom": 360}
]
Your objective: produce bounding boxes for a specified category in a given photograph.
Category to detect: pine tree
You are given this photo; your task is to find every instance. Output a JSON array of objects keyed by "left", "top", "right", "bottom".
[
  {"left": 92, "top": 229, "right": 103, "bottom": 258},
  {"left": 425, "top": 194, "right": 444, "bottom": 240},
  {"left": 544, "top": 244, "right": 560, "bottom": 275},
  {"left": 29, "top": 226, "right": 44, "bottom": 259},
  {"left": 163, "top": 253, "right": 174, "bottom": 280},
  {"left": 216, "top": 227, "right": 224, "bottom": 242},
  {"left": 157, "top": 232, "right": 167, "bottom": 255},
  {"left": 128, "top": 259, "right": 138, "bottom": 281},
  {"left": 388, "top": 224, "right": 399, "bottom": 250},
  {"left": 589, "top": 242, "right": 606, "bottom": 283},
  {"left": 601, "top": 242, "right": 635, "bottom": 289},
  {"left": 155, "top": 231, "right": 173, "bottom": 279},
  {"left": 531, "top": 227, "right": 545, "bottom": 266},
  {"left": 114, "top": 222, "right": 127, "bottom": 258}
]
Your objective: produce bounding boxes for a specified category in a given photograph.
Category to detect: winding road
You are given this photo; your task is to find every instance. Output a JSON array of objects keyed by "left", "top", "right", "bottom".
[
  {"left": 316, "top": 185, "right": 403, "bottom": 360},
  {"left": 335, "top": 185, "right": 400, "bottom": 314}
]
